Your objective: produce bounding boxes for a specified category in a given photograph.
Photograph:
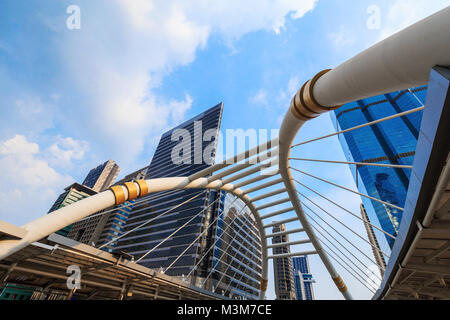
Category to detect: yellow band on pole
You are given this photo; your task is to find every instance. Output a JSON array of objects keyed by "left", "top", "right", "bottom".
[
  {"left": 124, "top": 182, "right": 138, "bottom": 200},
  {"left": 110, "top": 186, "right": 126, "bottom": 205},
  {"left": 136, "top": 180, "right": 148, "bottom": 197},
  {"left": 332, "top": 275, "right": 348, "bottom": 292},
  {"left": 260, "top": 278, "right": 268, "bottom": 291}
]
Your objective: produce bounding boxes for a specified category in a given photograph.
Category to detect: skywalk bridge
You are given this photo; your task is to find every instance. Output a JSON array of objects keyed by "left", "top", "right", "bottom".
[{"left": 0, "top": 7, "right": 449, "bottom": 300}]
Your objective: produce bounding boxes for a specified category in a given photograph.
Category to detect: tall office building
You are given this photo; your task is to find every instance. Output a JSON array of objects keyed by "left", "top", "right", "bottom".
[
  {"left": 67, "top": 167, "right": 149, "bottom": 249},
  {"left": 82, "top": 160, "right": 120, "bottom": 192},
  {"left": 57, "top": 160, "right": 120, "bottom": 243},
  {"left": 292, "top": 256, "right": 315, "bottom": 300},
  {"left": 113, "top": 103, "right": 224, "bottom": 279},
  {"left": 204, "top": 193, "right": 263, "bottom": 300},
  {"left": 48, "top": 183, "right": 98, "bottom": 237},
  {"left": 360, "top": 203, "right": 386, "bottom": 276},
  {"left": 92, "top": 166, "right": 150, "bottom": 251},
  {"left": 272, "top": 223, "right": 296, "bottom": 300},
  {"left": 330, "top": 86, "right": 427, "bottom": 249}
]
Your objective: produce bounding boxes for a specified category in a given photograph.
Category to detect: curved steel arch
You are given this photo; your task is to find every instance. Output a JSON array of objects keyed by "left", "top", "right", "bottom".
[
  {"left": 0, "top": 175, "right": 273, "bottom": 299},
  {"left": 0, "top": 6, "right": 449, "bottom": 301}
]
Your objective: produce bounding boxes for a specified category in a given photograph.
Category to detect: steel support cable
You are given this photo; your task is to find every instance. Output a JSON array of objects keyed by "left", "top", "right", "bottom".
[
  {"left": 305, "top": 209, "right": 383, "bottom": 283},
  {"left": 289, "top": 158, "right": 412, "bottom": 169},
  {"left": 78, "top": 189, "right": 181, "bottom": 222},
  {"left": 212, "top": 223, "right": 257, "bottom": 293},
  {"left": 318, "top": 240, "right": 377, "bottom": 294},
  {"left": 307, "top": 220, "right": 381, "bottom": 291},
  {"left": 164, "top": 194, "right": 242, "bottom": 273},
  {"left": 184, "top": 205, "right": 245, "bottom": 280},
  {"left": 201, "top": 205, "right": 256, "bottom": 287},
  {"left": 201, "top": 216, "right": 257, "bottom": 290},
  {"left": 193, "top": 205, "right": 256, "bottom": 283},
  {"left": 136, "top": 196, "right": 223, "bottom": 263},
  {"left": 302, "top": 201, "right": 384, "bottom": 275},
  {"left": 223, "top": 259, "right": 254, "bottom": 297},
  {"left": 293, "top": 178, "right": 396, "bottom": 240},
  {"left": 212, "top": 268, "right": 255, "bottom": 297},
  {"left": 290, "top": 106, "right": 424, "bottom": 149},
  {"left": 290, "top": 167, "right": 404, "bottom": 211},
  {"left": 319, "top": 240, "right": 378, "bottom": 294},
  {"left": 407, "top": 88, "right": 426, "bottom": 107},
  {"left": 208, "top": 246, "right": 261, "bottom": 286},
  {"left": 296, "top": 189, "right": 390, "bottom": 259},
  {"left": 99, "top": 191, "right": 206, "bottom": 249}
]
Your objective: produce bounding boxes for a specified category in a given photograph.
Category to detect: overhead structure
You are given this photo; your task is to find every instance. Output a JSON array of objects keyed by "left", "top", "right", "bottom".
[{"left": 0, "top": 6, "right": 449, "bottom": 300}]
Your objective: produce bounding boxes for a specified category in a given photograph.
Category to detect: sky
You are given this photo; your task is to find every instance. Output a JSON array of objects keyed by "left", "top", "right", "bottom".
[{"left": 0, "top": 0, "right": 449, "bottom": 300}]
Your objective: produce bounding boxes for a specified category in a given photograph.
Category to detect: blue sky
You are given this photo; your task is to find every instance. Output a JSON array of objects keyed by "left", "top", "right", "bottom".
[{"left": 0, "top": 0, "right": 448, "bottom": 300}]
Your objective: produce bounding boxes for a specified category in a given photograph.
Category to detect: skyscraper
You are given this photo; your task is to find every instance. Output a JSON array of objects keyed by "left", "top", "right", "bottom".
[
  {"left": 58, "top": 160, "right": 120, "bottom": 242},
  {"left": 205, "top": 193, "right": 263, "bottom": 300},
  {"left": 113, "top": 103, "right": 224, "bottom": 278},
  {"left": 67, "top": 167, "right": 149, "bottom": 249},
  {"left": 272, "top": 223, "right": 296, "bottom": 300},
  {"left": 360, "top": 203, "right": 386, "bottom": 276},
  {"left": 330, "top": 86, "right": 427, "bottom": 249},
  {"left": 82, "top": 160, "right": 120, "bottom": 192},
  {"left": 94, "top": 166, "right": 149, "bottom": 251},
  {"left": 292, "top": 256, "right": 315, "bottom": 300},
  {"left": 48, "top": 182, "right": 97, "bottom": 237}
]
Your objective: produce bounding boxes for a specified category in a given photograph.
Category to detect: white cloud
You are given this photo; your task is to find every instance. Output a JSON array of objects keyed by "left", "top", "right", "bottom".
[
  {"left": 0, "top": 135, "right": 73, "bottom": 225},
  {"left": 249, "top": 89, "right": 268, "bottom": 106},
  {"left": 379, "top": 1, "right": 449, "bottom": 40},
  {"left": 48, "top": 136, "right": 90, "bottom": 166},
  {"left": 53, "top": 0, "right": 318, "bottom": 166},
  {"left": 328, "top": 25, "right": 356, "bottom": 49}
]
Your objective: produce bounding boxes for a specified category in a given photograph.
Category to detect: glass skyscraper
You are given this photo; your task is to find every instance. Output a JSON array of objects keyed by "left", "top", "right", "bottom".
[
  {"left": 206, "top": 193, "right": 263, "bottom": 300},
  {"left": 330, "top": 86, "right": 427, "bottom": 249},
  {"left": 113, "top": 103, "right": 224, "bottom": 278},
  {"left": 292, "top": 256, "right": 314, "bottom": 300},
  {"left": 272, "top": 223, "right": 296, "bottom": 300},
  {"left": 82, "top": 159, "right": 120, "bottom": 192},
  {"left": 48, "top": 182, "right": 98, "bottom": 237}
]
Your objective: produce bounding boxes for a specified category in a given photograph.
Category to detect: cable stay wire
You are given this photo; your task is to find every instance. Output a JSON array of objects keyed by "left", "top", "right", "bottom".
[
  {"left": 307, "top": 219, "right": 382, "bottom": 290},
  {"left": 212, "top": 220, "right": 257, "bottom": 292},
  {"left": 318, "top": 239, "right": 378, "bottom": 294},
  {"left": 293, "top": 179, "right": 396, "bottom": 240},
  {"left": 296, "top": 189, "right": 390, "bottom": 259},
  {"left": 99, "top": 190, "right": 207, "bottom": 249},
  {"left": 200, "top": 205, "right": 255, "bottom": 288},
  {"left": 289, "top": 157, "right": 412, "bottom": 169},
  {"left": 290, "top": 106, "right": 424, "bottom": 149},
  {"left": 186, "top": 201, "right": 251, "bottom": 282},
  {"left": 302, "top": 203, "right": 384, "bottom": 278},
  {"left": 78, "top": 189, "right": 181, "bottom": 222},
  {"left": 290, "top": 167, "right": 404, "bottom": 211},
  {"left": 164, "top": 194, "right": 242, "bottom": 273},
  {"left": 136, "top": 196, "right": 223, "bottom": 263}
]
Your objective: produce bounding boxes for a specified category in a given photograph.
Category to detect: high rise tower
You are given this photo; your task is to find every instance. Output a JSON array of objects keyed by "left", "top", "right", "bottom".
[
  {"left": 82, "top": 160, "right": 120, "bottom": 192},
  {"left": 292, "top": 256, "right": 315, "bottom": 300},
  {"left": 113, "top": 103, "right": 224, "bottom": 278},
  {"left": 272, "top": 223, "right": 296, "bottom": 300},
  {"left": 330, "top": 86, "right": 427, "bottom": 249}
]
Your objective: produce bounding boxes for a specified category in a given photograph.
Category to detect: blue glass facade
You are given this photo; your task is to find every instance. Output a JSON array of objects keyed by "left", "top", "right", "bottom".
[
  {"left": 292, "top": 256, "right": 314, "bottom": 300},
  {"left": 113, "top": 103, "right": 224, "bottom": 277},
  {"left": 330, "top": 86, "right": 427, "bottom": 249},
  {"left": 208, "top": 193, "right": 262, "bottom": 300}
]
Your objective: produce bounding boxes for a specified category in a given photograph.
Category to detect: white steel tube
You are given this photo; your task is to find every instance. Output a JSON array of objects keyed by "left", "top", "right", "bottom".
[{"left": 313, "top": 7, "right": 450, "bottom": 107}]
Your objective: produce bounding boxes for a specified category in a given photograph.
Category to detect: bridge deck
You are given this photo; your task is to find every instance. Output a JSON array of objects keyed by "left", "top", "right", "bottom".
[{"left": 0, "top": 233, "right": 225, "bottom": 300}]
